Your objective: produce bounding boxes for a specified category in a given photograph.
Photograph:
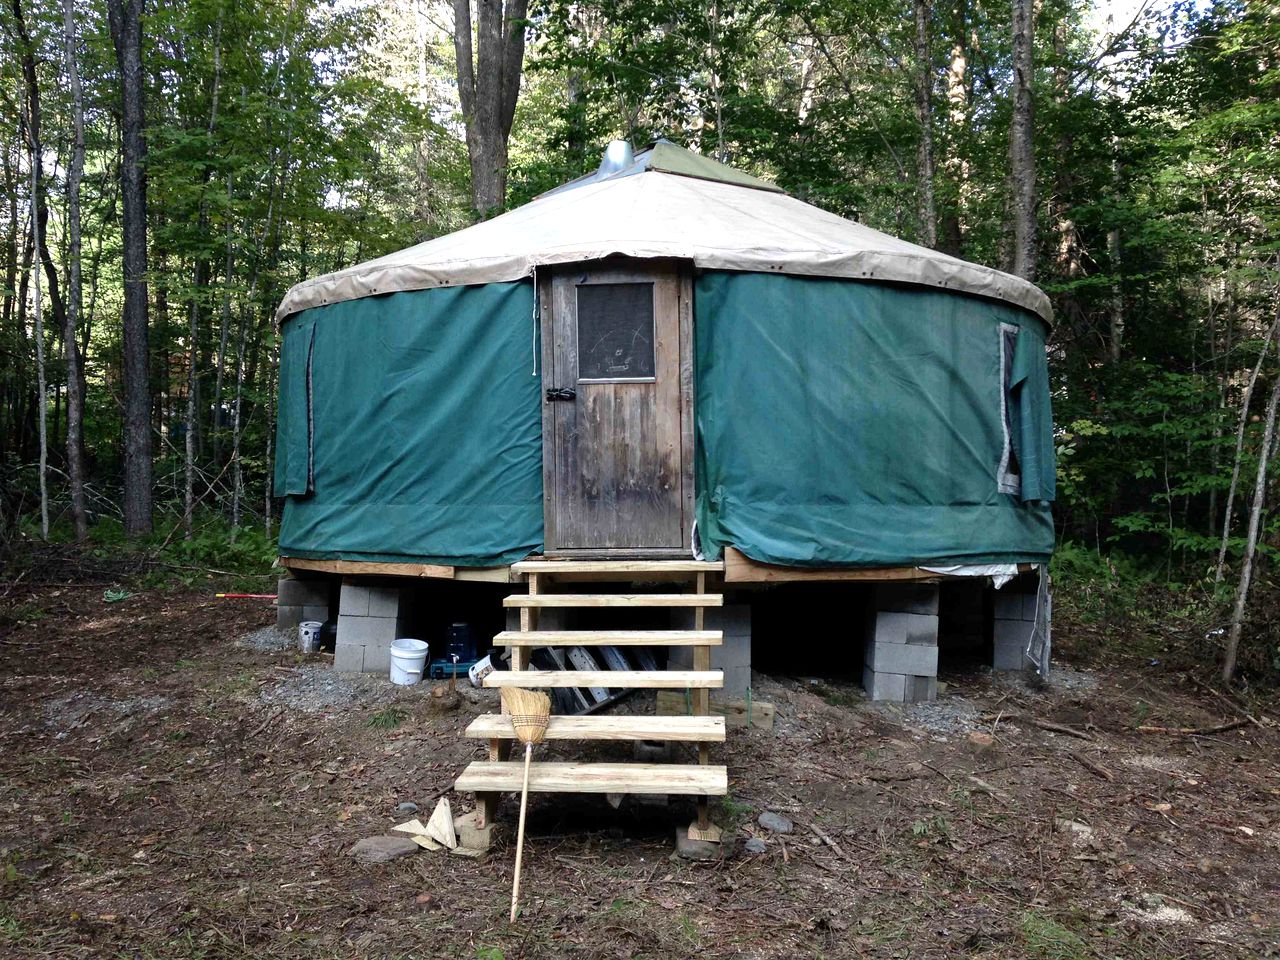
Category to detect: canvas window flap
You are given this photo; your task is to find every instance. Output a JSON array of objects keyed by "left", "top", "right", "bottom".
[{"left": 274, "top": 315, "right": 316, "bottom": 497}]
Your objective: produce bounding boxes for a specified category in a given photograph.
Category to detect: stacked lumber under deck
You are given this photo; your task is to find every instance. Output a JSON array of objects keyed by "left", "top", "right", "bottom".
[{"left": 454, "top": 560, "right": 729, "bottom": 832}]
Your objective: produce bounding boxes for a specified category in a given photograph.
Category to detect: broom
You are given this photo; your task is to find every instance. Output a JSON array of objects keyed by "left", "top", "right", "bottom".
[{"left": 502, "top": 686, "right": 551, "bottom": 923}]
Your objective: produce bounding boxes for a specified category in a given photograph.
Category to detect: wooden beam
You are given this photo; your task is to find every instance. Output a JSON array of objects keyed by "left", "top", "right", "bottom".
[
  {"left": 504, "top": 593, "right": 723, "bottom": 608},
  {"left": 465, "top": 714, "right": 726, "bottom": 742},
  {"left": 279, "top": 556, "right": 454, "bottom": 579},
  {"left": 455, "top": 761, "right": 728, "bottom": 796},
  {"left": 495, "top": 630, "right": 723, "bottom": 647},
  {"left": 722, "top": 547, "right": 942, "bottom": 583},
  {"left": 453, "top": 566, "right": 517, "bottom": 582},
  {"left": 512, "top": 559, "right": 723, "bottom": 574},
  {"left": 482, "top": 669, "right": 723, "bottom": 689}
]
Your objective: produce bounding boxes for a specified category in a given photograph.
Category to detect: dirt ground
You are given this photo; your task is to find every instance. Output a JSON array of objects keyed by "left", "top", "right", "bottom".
[{"left": 1, "top": 579, "right": 1278, "bottom": 959}]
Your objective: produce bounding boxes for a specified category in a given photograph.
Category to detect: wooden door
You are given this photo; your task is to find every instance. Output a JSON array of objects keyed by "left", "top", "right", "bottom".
[{"left": 541, "top": 260, "right": 694, "bottom": 556}]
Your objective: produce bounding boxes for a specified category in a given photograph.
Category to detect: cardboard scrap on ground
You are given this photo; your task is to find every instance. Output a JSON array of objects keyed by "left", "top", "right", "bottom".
[
  {"left": 392, "top": 816, "right": 442, "bottom": 850},
  {"left": 426, "top": 798, "right": 458, "bottom": 849},
  {"left": 391, "top": 799, "right": 458, "bottom": 852}
]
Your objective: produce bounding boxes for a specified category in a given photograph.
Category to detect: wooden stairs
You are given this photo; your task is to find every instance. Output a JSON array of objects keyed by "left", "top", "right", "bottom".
[{"left": 454, "top": 559, "right": 729, "bottom": 838}]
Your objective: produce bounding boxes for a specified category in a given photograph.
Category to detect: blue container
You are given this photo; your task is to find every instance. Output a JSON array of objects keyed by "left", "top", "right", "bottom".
[{"left": 445, "top": 622, "right": 475, "bottom": 663}]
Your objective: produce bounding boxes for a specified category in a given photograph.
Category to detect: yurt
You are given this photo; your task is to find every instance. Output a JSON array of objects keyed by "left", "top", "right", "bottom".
[{"left": 271, "top": 139, "right": 1055, "bottom": 715}]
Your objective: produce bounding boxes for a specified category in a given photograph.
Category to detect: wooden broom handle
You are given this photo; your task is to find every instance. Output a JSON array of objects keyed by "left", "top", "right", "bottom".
[{"left": 510, "top": 742, "right": 533, "bottom": 923}]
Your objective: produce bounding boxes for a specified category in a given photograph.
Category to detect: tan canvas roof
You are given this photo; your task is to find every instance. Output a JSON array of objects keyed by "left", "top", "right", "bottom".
[{"left": 277, "top": 144, "right": 1052, "bottom": 324}]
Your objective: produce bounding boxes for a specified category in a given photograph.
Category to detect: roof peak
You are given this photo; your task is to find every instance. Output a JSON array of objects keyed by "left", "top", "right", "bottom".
[{"left": 537, "top": 139, "right": 785, "bottom": 199}]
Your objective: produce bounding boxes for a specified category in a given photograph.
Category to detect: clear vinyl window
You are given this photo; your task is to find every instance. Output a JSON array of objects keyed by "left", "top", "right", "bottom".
[
  {"left": 997, "top": 322, "right": 1022, "bottom": 496},
  {"left": 576, "top": 282, "right": 656, "bottom": 381}
]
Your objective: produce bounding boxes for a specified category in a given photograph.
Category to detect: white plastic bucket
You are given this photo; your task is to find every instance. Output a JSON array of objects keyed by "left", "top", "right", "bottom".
[
  {"left": 298, "top": 621, "right": 323, "bottom": 653},
  {"left": 389, "top": 638, "right": 429, "bottom": 686}
]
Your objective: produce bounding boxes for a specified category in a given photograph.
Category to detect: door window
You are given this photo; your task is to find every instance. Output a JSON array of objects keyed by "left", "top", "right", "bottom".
[{"left": 576, "top": 282, "right": 656, "bottom": 381}]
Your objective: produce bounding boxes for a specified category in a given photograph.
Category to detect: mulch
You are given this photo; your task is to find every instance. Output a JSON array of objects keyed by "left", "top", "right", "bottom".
[{"left": 1, "top": 573, "right": 1277, "bottom": 959}]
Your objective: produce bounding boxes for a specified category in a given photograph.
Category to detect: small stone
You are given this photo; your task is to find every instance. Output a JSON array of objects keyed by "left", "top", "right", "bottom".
[
  {"left": 675, "top": 826, "right": 725, "bottom": 861},
  {"left": 396, "top": 801, "right": 420, "bottom": 816},
  {"left": 743, "top": 838, "right": 767, "bottom": 855},
  {"left": 1055, "top": 819, "right": 1093, "bottom": 844},
  {"left": 757, "top": 811, "right": 794, "bottom": 834},
  {"left": 967, "top": 731, "right": 997, "bottom": 752},
  {"left": 348, "top": 835, "right": 420, "bottom": 864}
]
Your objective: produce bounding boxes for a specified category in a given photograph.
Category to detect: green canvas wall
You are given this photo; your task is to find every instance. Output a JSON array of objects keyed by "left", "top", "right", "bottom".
[
  {"left": 273, "top": 271, "right": 1054, "bottom": 568},
  {"left": 274, "top": 281, "right": 544, "bottom": 566},
  {"left": 692, "top": 272, "right": 1055, "bottom": 567}
]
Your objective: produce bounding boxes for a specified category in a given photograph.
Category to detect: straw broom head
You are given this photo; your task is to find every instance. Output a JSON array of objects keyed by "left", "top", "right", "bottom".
[{"left": 502, "top": 687, "right": 551, "bottom": 746}]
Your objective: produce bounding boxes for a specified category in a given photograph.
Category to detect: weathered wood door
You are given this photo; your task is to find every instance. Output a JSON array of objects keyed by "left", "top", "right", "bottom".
[{"left": 541, "top": 260, "right": 694, "bottom": 556}]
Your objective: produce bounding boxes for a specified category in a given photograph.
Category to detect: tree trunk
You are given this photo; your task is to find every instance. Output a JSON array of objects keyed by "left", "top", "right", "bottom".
[
  {"left": 1221, "top": 352, "right": 1280, "bottom": 684},
  {"left": 13, "top": 0, "right": 48, "bottom": 537},
  {"left": 108, "top": 0, "right": 153, "bottom": 535},
  {"left": 62, "top": 0, "right": 89, "bottom": 539},
  {"left": 453, "top": 0, "right": 529, "bottom": 218},
  {"left": 1008, "top": 0, "right": 1036, "bottom": 281},
  {"left": 1215, "top": 316, "right": 1279, "bottom": 581},
  {"left": 230, "top": 305, "right": 247, "bottom": 531},
  {"left": 184, "top": 288, "right": 198, "bottom": 540},
  {"left": 913, "top": 0, "right": 937, "bottom": 248},
  {"left": 25, "top": 70, "right": 49, "bottom": 540}
]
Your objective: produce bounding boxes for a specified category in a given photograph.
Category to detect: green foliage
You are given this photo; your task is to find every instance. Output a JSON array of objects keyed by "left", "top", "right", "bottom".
[
  {"left": 367, "top": 707, "right": 409, "bottom": 730},
  {"left": 1019, "top": 911, "right": 1089, "bottom": 960},
  {"left": 910, "top": 815, "right": 951, "bottom": 839}
]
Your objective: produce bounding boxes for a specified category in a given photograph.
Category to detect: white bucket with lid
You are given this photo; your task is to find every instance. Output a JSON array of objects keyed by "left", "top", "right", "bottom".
[
  {"left": 389, "top": 638, "right": 429, "bottom": 685},
  {"left": 298, "top": 621, "right": 323, "bottom": 653}
]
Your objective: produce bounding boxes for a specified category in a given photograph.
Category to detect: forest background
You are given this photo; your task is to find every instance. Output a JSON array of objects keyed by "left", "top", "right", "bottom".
[{"left": 1, "top": 0, "right": 1277, "bottom": 682}]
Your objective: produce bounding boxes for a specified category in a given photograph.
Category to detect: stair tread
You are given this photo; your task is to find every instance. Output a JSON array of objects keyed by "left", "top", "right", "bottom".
[
  {"left": 504, "top": 593, "right": 723, "bottom": 608},
  {"left": 465, "top": 714, "right": 726, "bottom": 742},
  {"left": 455, "top": 761, "right": 728, "bottom": 795},
  {"left": 495, "top": 630, "right": 722, "bottom": 646},
  {"left": 513, "top": 560, "right": 723, "bottom": 574},
  {"left": 482, "top": 670, "right": 722, "bottom": 689}
]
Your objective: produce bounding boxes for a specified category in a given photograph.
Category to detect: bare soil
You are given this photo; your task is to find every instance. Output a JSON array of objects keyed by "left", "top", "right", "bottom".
[{"left": 1, "top": 581, "right": 1277, "bottom": 959}]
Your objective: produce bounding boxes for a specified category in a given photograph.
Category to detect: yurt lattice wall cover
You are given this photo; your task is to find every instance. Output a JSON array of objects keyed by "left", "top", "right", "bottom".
[{"left": 274, "top": 272, "right": 1054, "bottom": 567}]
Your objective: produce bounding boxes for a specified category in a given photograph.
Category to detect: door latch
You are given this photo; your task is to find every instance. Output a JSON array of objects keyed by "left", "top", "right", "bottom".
[{"left": 545, "top": 387, "right": 577, "bottom": 402}]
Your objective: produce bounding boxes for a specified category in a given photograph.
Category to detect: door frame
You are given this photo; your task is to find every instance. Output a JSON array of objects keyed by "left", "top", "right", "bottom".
[{"left": 538, "top": 257, "right": 696, "bottom": 558}]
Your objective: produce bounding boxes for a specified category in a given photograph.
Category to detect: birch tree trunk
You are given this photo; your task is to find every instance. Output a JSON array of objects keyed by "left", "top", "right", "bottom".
[
  {"left": 913, "top": 0, "right": 937, "bottom": 249},
  {"left": 939, "top": 2, "right": 969, "bottom": 258},
  {"left": 452, "top": 0, "right": 529, "bottom": 218},
  {"left": 108, "top": 0, "right": 153, "bottom": 535},
  {"left": 1215, "top": 316, "right": 1279, "bottom": 581},
  {"left": 1008, "top": 0, "right": 1037, "bottom": 281},
  {"left": 62, "top": 0, "right": 89, "bottom": 540},
  {"left": 1221, "top": 355, "right": 1280, "bottom": 684}
]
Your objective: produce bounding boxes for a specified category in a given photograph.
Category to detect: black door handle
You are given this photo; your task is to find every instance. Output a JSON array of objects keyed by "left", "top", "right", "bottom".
[{"left": 545, "top": 387, "right": 577, "bottom": 402}]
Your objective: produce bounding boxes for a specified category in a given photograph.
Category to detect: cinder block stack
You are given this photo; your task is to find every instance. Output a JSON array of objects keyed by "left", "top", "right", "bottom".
[
  {"left": 334, "top": 579, "right": 408, "bottom": 673},
  {"left": 276, "top": 576, "right": 331, "bottom": 630},
  {"left": 862, "top": 583, "right": 940, "bottom": 703},
  {"left": 992, "top": 586, "right": 1039, "bottom": 671},
  {"left": 671, "top": 605, "right": 751, "bottom": 698}
]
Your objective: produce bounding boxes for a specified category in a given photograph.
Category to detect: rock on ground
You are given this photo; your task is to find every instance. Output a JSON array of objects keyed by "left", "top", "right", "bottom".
[
  {"left": 758, "top": 811, "right": 794, "bottom": 834},
  {"left": 349, "top": 835, "right": 420, "bottom": 864}
]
